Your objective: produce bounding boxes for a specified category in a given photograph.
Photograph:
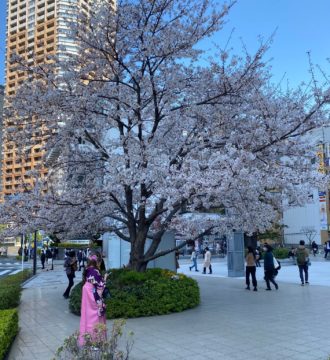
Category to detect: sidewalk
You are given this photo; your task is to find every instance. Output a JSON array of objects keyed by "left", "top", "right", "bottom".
[
  {"left": 8, "top": 261, "right": 330, "bottom": 360},
  {"left": 178, "top": 256, "right": 330, "bottom": 287}
]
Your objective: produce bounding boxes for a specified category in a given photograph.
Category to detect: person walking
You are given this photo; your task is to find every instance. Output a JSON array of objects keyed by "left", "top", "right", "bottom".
[
  {"left": 216, "top": 242, "right": 220, "bottom": 255},
  {"left": 288, "top": 247, "right": 296, "bottom": 264},
  {"left": 24, "top": 246, "right": 28, "bottom": 259},
  {"left": 202, "top": 247, "right": 212, "bottom": 274},
  {"left": 40, "top": 250, "right": 46, "bottom": 269},
  {"left": 45, "top": 247, "right": 53, "bottom": 271},
  {"left": 296, "top": 240, "right": 310, "bottom": 286},
  {"left": 245, "top": 247, "right": 257, "bottom": 291},
  {"left": 189, "top": 248, "right": 199, "bottom": 272},
  {"left": 79, "top": 254, "right": 108, "bottom": 346},
  {"left": 324, "top": 241, "right": 330, "bottom": 259},
  {"left": 77, "top": 250, "right": 83, "bottom": 271},
  {"left": 311, "top": 241, "right": 318, "bottom": 257},
  {"left": 63, "top": 250, "right": 78, "bottom": 299},
  {"left": 263, "top": 244, "right": 278, "bottom": 291}
]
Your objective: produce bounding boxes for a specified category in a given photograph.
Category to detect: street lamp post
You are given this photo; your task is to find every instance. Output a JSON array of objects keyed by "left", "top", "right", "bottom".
[
  {"left": 33, "top": 230, "right": 37, "bottom": 275},
  {"left": 21, "top": 233, "right": 24, "bottom": 273}
]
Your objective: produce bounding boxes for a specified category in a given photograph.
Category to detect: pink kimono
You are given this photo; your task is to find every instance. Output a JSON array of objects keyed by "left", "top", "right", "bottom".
[{"left": 79, "top": 266, "right": 107, "bottom": 346}]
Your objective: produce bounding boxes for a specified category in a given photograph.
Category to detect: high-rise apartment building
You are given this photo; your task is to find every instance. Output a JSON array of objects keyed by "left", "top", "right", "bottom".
[
  {"left": 0, "top": 85, "right": 4, "bottom": 194},
  {"left": 3, "top": 0, "right": 95, "bottom": 197}
]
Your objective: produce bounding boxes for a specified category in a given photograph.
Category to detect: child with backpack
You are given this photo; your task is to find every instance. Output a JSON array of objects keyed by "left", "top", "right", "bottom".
[{"left": 296, "top": 240, "right": 310, "bottom": 286}]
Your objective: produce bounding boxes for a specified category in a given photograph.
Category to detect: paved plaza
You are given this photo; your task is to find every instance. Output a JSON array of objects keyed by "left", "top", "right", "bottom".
[{"left": 7, "top": 258, "right": 330, "bottom": 360}]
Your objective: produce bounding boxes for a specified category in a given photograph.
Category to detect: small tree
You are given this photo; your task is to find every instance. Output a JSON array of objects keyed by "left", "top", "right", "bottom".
[
  {"left": 1, "top": 0, "right": 330, "bottom": 271},
  {"left": 300, "top": 226, "right": 317, "bottom": 247}
]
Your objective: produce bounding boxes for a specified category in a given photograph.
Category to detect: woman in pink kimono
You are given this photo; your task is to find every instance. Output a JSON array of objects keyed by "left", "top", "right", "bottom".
[{"left": 79, "top": 255, "right": 108, "bottom": 346}]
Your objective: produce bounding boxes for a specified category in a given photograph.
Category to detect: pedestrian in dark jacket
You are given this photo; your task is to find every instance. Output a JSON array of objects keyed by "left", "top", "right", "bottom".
[
  {"left": 45, "top": 247, "right": 53, "bottom": 270},
  {"left": 311, "top": 241, "right": 318, "bottom": 257},
  {"left": 77, "top": 250, "right": 83, "bottom": 271},
  {"left": 63, "top": 250, "right": 77, "bottom": 299},
  {"left": 263, "top": 244, "right": 278, "bottom": 291},
  {"left": 40, "top": 250, "right": 46, "bottom": 269},
  {"left": 296, "top": 240, "right": 310, "bottom": 286}
]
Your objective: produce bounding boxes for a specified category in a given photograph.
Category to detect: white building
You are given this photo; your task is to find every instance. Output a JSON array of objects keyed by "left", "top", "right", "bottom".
[{"left": 283, "top": 126, "right": 330, "bottom": 245}]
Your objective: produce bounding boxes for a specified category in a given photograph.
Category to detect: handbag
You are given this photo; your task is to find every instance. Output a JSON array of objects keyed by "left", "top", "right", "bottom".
[
  {"left": 102, "top": 286, "right": 111, "bottom": 299},
  {"left": 273, "top": 257, "right": 281, "bottom": 270}
]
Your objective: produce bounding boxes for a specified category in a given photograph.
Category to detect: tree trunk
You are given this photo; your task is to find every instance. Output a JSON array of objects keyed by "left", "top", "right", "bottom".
[
  {"left": 127, "top": 227, "right": 149, "bottom": 272},
  {"left": 127, "top": 257, "right": 148, "bottom": 272}
]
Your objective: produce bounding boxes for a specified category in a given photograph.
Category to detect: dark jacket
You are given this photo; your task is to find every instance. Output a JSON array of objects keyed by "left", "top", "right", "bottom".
[
  {"left": 77, "top": 251, "right": 82, "bottom": 262},
  {"left": 64, "top": 257, "right": 77, "bottom": 276},
  {"left": 263, "top": 251, "right": 275, "bottom": 271}
]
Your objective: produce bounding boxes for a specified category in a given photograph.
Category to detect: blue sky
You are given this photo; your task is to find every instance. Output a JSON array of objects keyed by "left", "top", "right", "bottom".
[{"left": 0, "top": 0, "right": 329, "bottom": 86}]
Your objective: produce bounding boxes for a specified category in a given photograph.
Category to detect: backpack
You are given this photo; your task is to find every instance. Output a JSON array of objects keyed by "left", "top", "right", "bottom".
[{"left": 296, "top": 249, "right": 307, "bottom": 265}]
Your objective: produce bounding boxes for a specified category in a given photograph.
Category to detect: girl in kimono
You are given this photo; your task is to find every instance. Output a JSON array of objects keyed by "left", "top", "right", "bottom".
[{"left": 79, "top": 255, "right": 108, "bottom": 346}]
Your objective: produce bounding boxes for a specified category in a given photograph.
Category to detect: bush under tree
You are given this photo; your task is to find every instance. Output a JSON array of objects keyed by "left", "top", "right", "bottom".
[{"left": 69, "top": 269, "right": 200, "bottom": 318}]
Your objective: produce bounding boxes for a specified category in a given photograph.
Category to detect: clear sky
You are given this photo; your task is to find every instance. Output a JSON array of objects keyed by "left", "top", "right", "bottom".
[{"left": 0, "top": 0, "right": 329, "bottom": 87}]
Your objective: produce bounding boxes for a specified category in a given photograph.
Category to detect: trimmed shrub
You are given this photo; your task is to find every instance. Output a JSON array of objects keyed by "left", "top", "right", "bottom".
[
  {"left": 0, "top": 285, "right": 21, "bottom": 310},
  {"left": 69, "top": 268, "right": 200, "bottom": 319},
  {"left": 0, "top": 309, "right": 19, "bottom": 360},
  {"left": 0, "top": 270, "right": 32, "bottom": 310},
  {"left": 273, "top": 248, "right": 290, "bottom": 259},
  {"left": 56, "top": 243, "right": 100, "bottom": 249}
]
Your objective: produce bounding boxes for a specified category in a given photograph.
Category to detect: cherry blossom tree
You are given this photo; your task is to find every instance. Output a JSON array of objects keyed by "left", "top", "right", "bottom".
[{"left": 2, "top": 0, "right": 330, "bottom": 271}]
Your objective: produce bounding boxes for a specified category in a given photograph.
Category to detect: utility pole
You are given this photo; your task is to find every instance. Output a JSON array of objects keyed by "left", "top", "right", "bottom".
[{"left": 33, "top": 231, "right": 37, "bottom": 275}]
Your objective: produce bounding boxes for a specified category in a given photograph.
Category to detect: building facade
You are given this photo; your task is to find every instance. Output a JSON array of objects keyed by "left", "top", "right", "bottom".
[
  {"left": 283, "top": 127, "right": 330, "bottom": 245},
  {"left": 3, "top": 0, "right": 95, "bottom": 197},
  {"left": 0, "top": 85, "right": 4, "bottom": 194}
]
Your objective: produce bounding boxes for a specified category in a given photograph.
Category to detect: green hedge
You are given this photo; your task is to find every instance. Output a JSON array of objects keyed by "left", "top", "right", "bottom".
[
  {"left": 0, "top": 309, "right": 19, "bottom": 360},
  {"left": 56, "top": 242, "right": 100, "bottom": 249},
  {"left": 0, "top": 270, "right": 32, "bottom": 360},
  {"left": 273, "top": 248, "right": 290, "bottom": 259},
  {"left": 0, "top": 270, "right": 32, "bottom": 310},
  {"left": 0, "top": 285, "right": 21, "bottom": 310},
  {"left": 70, "top": 268, "right": 200, "bottom": 318}
]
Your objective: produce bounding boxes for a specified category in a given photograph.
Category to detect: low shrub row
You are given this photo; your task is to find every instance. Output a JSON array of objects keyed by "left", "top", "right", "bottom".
[
  {"left": 56, "top": 242, "right": 101, "bottom": 249},
  {"left": 272, "top": 248, "right": 290, "bottom": 259},
  {"left": 0, "top": 269, "right": 32, "bottom": 360},
  {"left": 69, "top": 268, "right": 200, "bottom": 319},
  {"left": 0, "top": 309, "right": 19, "bottom": 360},
  {"left": 0, "top": 284, "right": 21, "bottom": 310}
]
